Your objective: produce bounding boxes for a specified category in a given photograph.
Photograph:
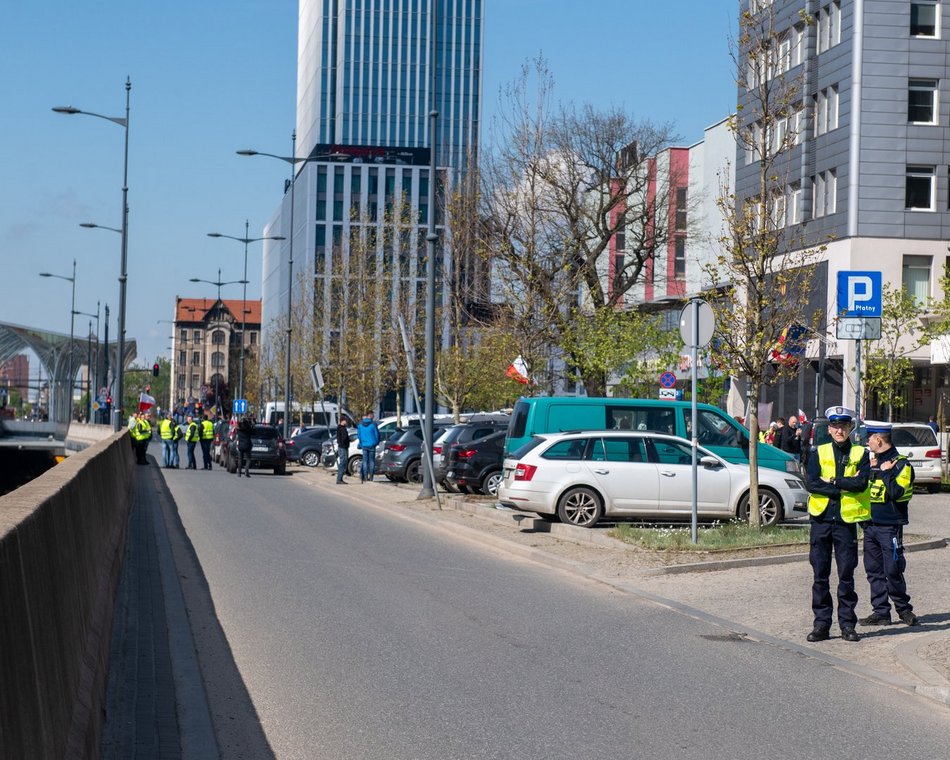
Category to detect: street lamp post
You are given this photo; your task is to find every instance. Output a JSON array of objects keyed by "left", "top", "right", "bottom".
[
  {"left": 237, "top": 140, "right": 349, "bottom": 439},
  {"left": 208, "top": 223, "right": 285, "bottom": 401},
  {"left": 73, "top": 303, "right": 100, "bottom": 422},
  {"left": 55, "top": 77, "right": 131, "bottom": 431},
  {"left": 39, "top": 260, "right": 77, "bottom": 423},
  {"left": 189, "top": 269, "right": 249, "bottom": 415}
]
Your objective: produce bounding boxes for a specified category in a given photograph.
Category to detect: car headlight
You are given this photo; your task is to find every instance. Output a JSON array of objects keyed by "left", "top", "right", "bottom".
[
  {"left": 785, "top": 478, "right": 805, "bottom": 489},
  {"left": 785, "top": 460, "right": 801, "bottom": 473}
]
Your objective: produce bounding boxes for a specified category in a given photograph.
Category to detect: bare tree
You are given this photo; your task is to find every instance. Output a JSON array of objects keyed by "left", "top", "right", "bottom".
[
  {"left": 705, "top": 4, "right": 823, "bottom": 526},
  {"left": 481, "top": 57, "right": 679, "bottom": 395}
]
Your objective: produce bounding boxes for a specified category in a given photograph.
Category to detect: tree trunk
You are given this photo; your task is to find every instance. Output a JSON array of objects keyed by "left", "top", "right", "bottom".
[{"left": 746, "top": 379, "right": 762, "bottom": 528}]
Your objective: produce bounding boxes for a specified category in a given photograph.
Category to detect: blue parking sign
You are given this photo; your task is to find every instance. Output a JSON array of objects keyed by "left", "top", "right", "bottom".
[{"left": 836, "top": 271, "right": 882, "bottom": 318}]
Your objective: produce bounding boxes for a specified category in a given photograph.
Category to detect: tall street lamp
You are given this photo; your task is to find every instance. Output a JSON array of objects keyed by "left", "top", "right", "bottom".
[
  {"left": 189, "top": 269, "right": 249, "bottom": 414},
  {"left": 237, "top": 138, "right": 349, "bottom": 439},
  {"left": 73, "top": 303, "right": 100, "bottom": 422},
  {"left": 208, "top": 223, "right": 285, "bottom": 401},
  {"left": 39, "top": 260, "right": 77, "bottom": 423},
  {"left": 55, "top": 77, "right": 131, "bottom": 431}
]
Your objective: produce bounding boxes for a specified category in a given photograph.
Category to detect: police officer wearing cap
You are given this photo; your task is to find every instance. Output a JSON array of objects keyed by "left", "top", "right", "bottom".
[
  {"left": 804, "top": 406, "right": 871, "bottom": 642},
  {"left": 859, "top": 421, "right": 920, "bottom": 628}
]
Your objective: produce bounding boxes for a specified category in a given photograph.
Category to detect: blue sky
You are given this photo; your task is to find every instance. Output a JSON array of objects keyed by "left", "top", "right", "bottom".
[{"left": 0, "top": 1, "right": 737, "bottom": 374}]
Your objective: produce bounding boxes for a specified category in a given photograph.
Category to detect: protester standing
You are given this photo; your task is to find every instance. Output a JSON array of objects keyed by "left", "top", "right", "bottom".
[
  {"left": 235, "top": 416, "right": 254, "bottom": 477},
  {"left": 185, "top": 414, "right": 200, "bottom": 470},
  {"left": 336, "top": 418, "right": 350, "bottom": 484}
]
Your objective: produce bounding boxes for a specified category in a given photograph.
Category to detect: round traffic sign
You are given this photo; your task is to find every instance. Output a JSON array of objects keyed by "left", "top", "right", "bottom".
[
  {"left": 659, "top": 371, "right": 677, "bottom": 388},
  {"left": 680, "top": 299, "right": 715, "bottom": 348}
]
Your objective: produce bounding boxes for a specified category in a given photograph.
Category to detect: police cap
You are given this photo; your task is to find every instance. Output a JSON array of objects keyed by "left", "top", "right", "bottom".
[{"left": 825, "top": 406, "right": 855, "bottom": 422}]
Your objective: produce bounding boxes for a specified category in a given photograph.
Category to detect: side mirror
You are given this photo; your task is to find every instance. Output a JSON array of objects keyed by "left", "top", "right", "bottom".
[{"left": 700, "top": 455, "right": 721, "bottom": 468}]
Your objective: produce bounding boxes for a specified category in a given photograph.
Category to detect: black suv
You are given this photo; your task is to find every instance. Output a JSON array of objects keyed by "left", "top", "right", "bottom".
[
  {"left": 224, "top": 424, "right": 287, "bottom": 475},
  {"left": 286, "top": 426, "right": 332, "bottom": 467},
  {"left": 434, "top": 415, "right": 510, "bottom": 492},
  {"left": 445, "top": 429, "right": 506, "bottom": 496},
  {"left": 378, "top": 422, "right": 453, "bottom": 483}
]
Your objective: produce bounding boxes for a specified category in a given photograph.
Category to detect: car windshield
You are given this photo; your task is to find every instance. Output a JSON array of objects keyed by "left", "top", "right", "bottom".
[{"left": 892, "top": 426, "right": 937, "bottom": 447}]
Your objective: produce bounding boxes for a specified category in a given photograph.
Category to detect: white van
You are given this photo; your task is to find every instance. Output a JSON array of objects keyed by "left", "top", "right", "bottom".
[{"left": 261, "top": 401, "right": 352, "bottom": 429}]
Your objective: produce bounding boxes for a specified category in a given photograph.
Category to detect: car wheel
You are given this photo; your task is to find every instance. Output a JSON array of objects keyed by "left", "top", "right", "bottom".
[
  {"left": 927, "top": 483, "right": 941, "bottom": 494},
  {"left": 301, "top": 450, "right": 320, "bottom": 468},
  {"left": 406, "top": 459, "right": 422, "bottom": 483},
  {"left": 556, "top": 487, "right": 603, "bottom": 528},
  {"left": 348, "top": 455, "right": 362, "bottom": 477},
  {"left": 738, "top": 487, "right": 782, "bottom": 527},
  {"left": 481, "top": 470, "right": 504, "bottom": 497}
]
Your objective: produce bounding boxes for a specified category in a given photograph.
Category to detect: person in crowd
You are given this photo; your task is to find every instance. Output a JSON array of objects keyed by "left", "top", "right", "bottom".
[
  {"left": 199, "top": 412, "right": 215, "bottom": 470},
  {"left": 159, "top": 412, "right": 176, "bottom": 468},
  {"left": 185, "top": 414, "right": 200, "bottom": 470},
  {"left": 235, "top": 415, "right": 254, "bottom": 477},
  {"left": 336, "top": 418, "right": 351, "bottom": 484},
  {"left": 356, "top": 410, "right": 380, "bottom": 483},
  {"left": 859, "top": 421, "right": 920, "bottom": 628},
  {"left": 804, "top": 406, "right": 871, "bottom": 643},
  {"left": 777, "top": 414, "right": 802, "bottom": 457}
]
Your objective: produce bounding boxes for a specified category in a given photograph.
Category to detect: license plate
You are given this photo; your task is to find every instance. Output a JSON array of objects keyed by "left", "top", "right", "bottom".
[
  {"left": 447, "top": 471, "right": 455, "bottom": 478},
  {"left": 252, "top": 446, "right": 268, "bottom": 452},
  {"left": 911, "top": 460, "right": 924, "bottom": 466}
]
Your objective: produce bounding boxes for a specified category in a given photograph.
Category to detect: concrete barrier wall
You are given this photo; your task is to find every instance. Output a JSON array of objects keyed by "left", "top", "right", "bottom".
[
  {"left": 0, "top": 430, "right": 134, "bottom": 760},
  {"left": 65, "top": 422, "right": 117, "bottom": 454}
]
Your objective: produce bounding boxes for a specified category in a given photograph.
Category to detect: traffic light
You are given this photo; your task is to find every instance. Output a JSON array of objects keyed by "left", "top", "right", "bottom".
[{"left": 152, "top": 363, "right": 160, "bottom": 377}]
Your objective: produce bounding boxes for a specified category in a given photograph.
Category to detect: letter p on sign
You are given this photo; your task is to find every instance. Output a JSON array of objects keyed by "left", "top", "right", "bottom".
[{"left": 837, "top": 271, "right": 882, "bottom": 317}]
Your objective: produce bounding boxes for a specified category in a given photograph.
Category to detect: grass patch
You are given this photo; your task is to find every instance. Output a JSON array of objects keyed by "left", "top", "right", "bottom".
[{"left": 609, "top": 520, "right": 809, "bottom": 552}]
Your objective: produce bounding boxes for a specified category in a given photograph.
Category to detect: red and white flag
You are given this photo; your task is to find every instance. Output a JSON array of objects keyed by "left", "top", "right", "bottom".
[
  {"left": 138, "top": 392, "right": 156, "bottom": 412},
  {"left": 797, "top": 408, "right": 808, "bottom": 423},
  {"left": 506, "top": 355, "right": 530, "bottom": 385}
]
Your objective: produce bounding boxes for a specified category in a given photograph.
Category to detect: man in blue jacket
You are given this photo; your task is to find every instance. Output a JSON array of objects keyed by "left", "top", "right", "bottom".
[{"left": 356, "top": 411, "right": 380, "bottom": 483}]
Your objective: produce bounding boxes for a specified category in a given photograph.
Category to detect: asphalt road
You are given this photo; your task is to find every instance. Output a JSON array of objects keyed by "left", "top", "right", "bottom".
[{"left": 159, "top": 460, "right": 950, "bottom": 760}]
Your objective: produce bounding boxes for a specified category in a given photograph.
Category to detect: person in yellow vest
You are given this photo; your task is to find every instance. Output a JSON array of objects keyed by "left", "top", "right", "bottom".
[
  {"left": 159, "top": 412, "right": 176, "bottom": 469},
  {"left": 185, "top": 414, "right": 200, "bottom": 470},
  {"left": 859, "top": 421, "right": 920, "bottom": 628},
  {"left": 804, "top": 406, "right": 871, "bottom": 643},
  {"left": 200, "top": 412, "right": 215, "bottom": 470},
  {"left": 133, "top": 412, "right": 152, "bottom": 465}
]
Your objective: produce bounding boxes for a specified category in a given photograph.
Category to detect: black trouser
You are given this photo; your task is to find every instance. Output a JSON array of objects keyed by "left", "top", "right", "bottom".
[
  {"left": 200, "top": 439, "right": 212, "bottom": 469},
  {"left": 810, "top": 520, "right": 859, "bottom": 630},
  {"left": 237, "top": 446, "right": 251, "bottom": 475},
  {"left": 863, "top": 524, "right": 912, "bottom": 619}
]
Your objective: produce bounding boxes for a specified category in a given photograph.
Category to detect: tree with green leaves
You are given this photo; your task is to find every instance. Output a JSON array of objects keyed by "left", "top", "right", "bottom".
[{"left": 705, "top": 3, "right": 824, "bottom": 526}]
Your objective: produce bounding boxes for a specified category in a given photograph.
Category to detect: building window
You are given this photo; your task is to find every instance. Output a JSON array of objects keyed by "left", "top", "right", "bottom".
[
  {"left": 911, "top": 2, "right": 939, "bottom": 38},
  {"left": 211, "top": 351, "right": 225, "bottom": 369},
  {"left": 673, "top": 237, "right": 686, "bottom": 278},
  {"left": 177, "top": 374, "right": 185, "bottom": 390},
  {"left": 179, "top": 351, "right": 186, "bottom": 365},
  {"left": 192, "top": 351, "right": 200, "bottom": 366},
  {"left": 817, "top": 2, "right": 841, "bottom": 53},
  {"left": 615, "top": 224, "right": 626, "bottom": 251},
  {"left": 791, "top": 106, "right": 805, "bottom": 145},
  {"left": 769, "top": 192, "right": 787, "bottom": 228},
  {"left": 191, "top": 374, "right": 199, "bottom": 390},
  {"left": 250, "top": 331, "right": 258, "bottom": 346},
  {"left": 908, "top": 79, "right": 938, "bottom": 124},
  {"left": 212, "top": 330, "right": 226, "bottom": 345},
  {"left": 675, "top": 188, "right": 687, "bottom": 230},
  {"left": 179, "top": 329, "right": 187, "bottom": 343},
  {"left": 814, "top": 85, "right": 839, "bottom": 136},
  {"left": 906, "top": 166, "right": 935, "bottom": 210},
  {"left": 193, "top": 330, "right": 201, "bottom": 344},
  {"left": 812, "top": 170, "right": 837, "bottom": 218},
  {"left": 903, "top": 255, "right": 932, "bottom": 305},
  {"left": 788, "top": 183, "right": 802, "bottom": 225},
  {"left": 791, "top": 24, "right": 805, "bottom": 68}
]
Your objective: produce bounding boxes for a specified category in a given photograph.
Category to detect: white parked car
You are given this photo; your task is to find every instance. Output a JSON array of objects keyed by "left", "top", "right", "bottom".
[
  {"left": 497, "top": 431, "right": 808, "bottom": 528},
  {"left": 889, "top": 423, "right": 945, "bottom": 493}
]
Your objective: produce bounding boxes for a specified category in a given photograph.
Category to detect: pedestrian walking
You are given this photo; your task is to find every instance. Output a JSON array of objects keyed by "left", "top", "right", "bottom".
[
  {"left": 235, "top": 416, "right": 254, "bottom": 477},
  {"left": 804, "top": 406, "right": 871, "bottom": 643},
  {"left": 336, "top": 418, "right": 350, "bottom": 484},
  {"left": 200, "top": 412, "right": 215, "bottom": 470},
  {"left": 356, "top": 410, "right": 380, "bottom": 483},
  {"left": 859, "top": 421, "right": 920, "bottom": 628},
  {"left": 185, "top": 414, "right": 200, "bottom": 470}
]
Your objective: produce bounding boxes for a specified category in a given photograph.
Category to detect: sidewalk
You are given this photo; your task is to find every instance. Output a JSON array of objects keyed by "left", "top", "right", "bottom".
[{"left": 296, "top": 465, "right": 950, "bottom": 707}]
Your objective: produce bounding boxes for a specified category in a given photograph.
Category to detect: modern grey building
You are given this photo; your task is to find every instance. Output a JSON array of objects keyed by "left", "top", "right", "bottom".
[
  {"left": 735, "top": 0, "right": 950, "bottom": 421},
  {"left": 261, "top": 0, "right": 484, "bottom": 408}
]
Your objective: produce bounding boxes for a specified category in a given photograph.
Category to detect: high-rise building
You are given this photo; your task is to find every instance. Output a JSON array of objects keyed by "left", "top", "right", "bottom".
[
  {"left": 732, "top": 0, "right": 950, "bottom": 421},
  {"left": 260, "top": 0, "right": 484, "bottom": 412}
]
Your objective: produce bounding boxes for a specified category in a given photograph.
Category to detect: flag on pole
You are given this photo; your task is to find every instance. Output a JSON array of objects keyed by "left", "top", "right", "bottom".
[
  {"left": 506, "top": 355, "right": 530, "bottom": 385},
  {"left": 138, "top": 392, "right": 156, "bottom": 412}
]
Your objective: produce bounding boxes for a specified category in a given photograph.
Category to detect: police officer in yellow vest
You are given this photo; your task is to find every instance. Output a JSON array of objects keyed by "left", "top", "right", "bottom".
[
  {"left": 859, "top": 421, "right": 920, "bottom": 628},
  {"left": 159, "top": 412, "right": 176, "bottom": 469},
  {"left": 185, "top": 414, "right": 200, "bottom": 470},
  {"left": 804, "top": 406, "right": 870, "bottom": 642},
  {"left": 199, "top": 412, "right": 215, "bottom": 470}
]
